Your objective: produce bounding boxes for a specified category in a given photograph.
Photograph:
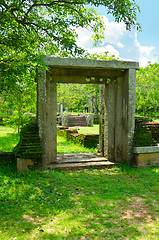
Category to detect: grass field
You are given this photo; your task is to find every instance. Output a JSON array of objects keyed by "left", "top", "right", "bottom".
[
  {"left": 0, "top": 126, "right": 159, "bottom": 239},
  {"left": 0, "top": 156, "right": 159, "bottom": 239},
  {"left": 0, "top": 126, "right": 19, "bottom": 152},
  {"left": 0, "top": 126, "right": 98, "bottom": 153},
  {"left": 72, "top": 124, "right": 99, "bottom": 135},
  {"left": 153, "top": 118, "right": 159, "bottom": 123}
]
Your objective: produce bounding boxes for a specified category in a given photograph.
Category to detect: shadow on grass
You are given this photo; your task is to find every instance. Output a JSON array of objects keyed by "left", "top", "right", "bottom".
[{"left": 0, "top": 157, "right": 159, "bottom": 239}]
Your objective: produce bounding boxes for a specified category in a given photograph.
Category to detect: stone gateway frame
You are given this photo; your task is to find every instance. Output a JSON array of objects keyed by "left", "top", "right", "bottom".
[{"left": 37, "top": 57, "right": 139, "bottom": 169}]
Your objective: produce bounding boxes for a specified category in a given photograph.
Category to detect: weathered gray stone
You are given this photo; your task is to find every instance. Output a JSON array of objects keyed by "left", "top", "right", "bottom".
[
  {"left": 44, "top": 56, "right": 139, "bottom": 70},
  {"left": 37, "top": 57, "right": 139, "bottom": 168},
  {"left": 134, "top": 146, "right": 159, "bottom": 154},
  {"left": 17, "top": 158, "right": 34, "bottom": 172},
  {"left": 86, "top": 115, "right": 93, "bottom": 127},
  {"left": 134, "top": 146, "right": 159, "bottom": 167}
]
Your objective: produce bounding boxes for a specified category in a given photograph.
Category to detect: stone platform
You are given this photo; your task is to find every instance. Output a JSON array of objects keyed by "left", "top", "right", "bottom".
[
  {"left": 134, "top": 146, "right": 159, "bottom": 167},
  {"left": 48, "top": 153, "right": 115, "bottom": 170}
]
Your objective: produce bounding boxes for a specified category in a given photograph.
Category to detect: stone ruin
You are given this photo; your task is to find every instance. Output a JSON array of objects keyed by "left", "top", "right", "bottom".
[{"left": 37, "top": 57, "right": 139, "bottom": 169}]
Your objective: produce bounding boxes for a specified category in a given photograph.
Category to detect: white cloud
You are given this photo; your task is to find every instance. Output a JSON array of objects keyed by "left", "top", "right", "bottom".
[
  {"left": 76, "top": 27, "right": 93, "bottom": 49},
  {"left": 138, "top": 56, "right": 149, "bottom": 68},
  {"left": 116, "top": 42, "right": 124, "bottom": 48},
  {"left": 134, "top": 32, "right": 155, "bottom": 56},
  {"left": 75, "top": 15, "right": 155, "bottom": 68},
  {"left": 86, "top": 45, "right": 120, "bottom": 58},
  {"left": 102, "top": 16, "right": 127, "bottom": 44}
]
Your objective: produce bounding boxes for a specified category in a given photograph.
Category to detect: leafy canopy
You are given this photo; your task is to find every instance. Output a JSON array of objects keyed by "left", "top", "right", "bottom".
[
  {"left": 136, "top": 62, "right": 159, "bottom": 116},
  {"left": 0, "top": 0, "right": 140, "bottom": 92}
]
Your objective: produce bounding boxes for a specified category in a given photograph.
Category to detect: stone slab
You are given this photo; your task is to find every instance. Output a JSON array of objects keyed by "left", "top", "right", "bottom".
[
  {"left": 55, "top": 157, "right": 108, "bottom": 164},
  {"left": 44, "top": 57, "right": 139, "bottom": 70},
  {"left": 135, "top": 152, "right": 159, "bottom": 167},
  {"left": 134, "top": 146, "right": 159, "bottom": 154},
  {"left": 48, "top": 161, "right": 115, "bottom": 170},
  {"left": 17, "top": 158, "right": 34, "bottom": 172}
]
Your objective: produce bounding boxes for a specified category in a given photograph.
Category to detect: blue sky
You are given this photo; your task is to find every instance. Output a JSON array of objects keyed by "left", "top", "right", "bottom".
[{"left": 77, "top": 0, "right": 159, "bottom": 67}]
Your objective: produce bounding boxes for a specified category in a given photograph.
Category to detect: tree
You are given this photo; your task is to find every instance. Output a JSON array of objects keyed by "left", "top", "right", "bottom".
[
  {"left": 136, "top": 62, "right": 159, "bottom": 116},
  {"left": 57, "top": 51, "right": 118, "bottom": 112},
  {"left": 0, "top": 0, "right": 140, "bottom": 93},
  {"left": 57, "top": 83, "right": 99, "bottom": 112},
  {"left": 1, "top": 70, "right": 36, "bottom": 132}
]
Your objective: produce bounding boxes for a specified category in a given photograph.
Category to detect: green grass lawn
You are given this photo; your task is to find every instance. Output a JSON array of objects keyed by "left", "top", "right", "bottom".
[
  {"left": 0, "top": 126, "right": 159, "bottom": 239},
  {"left": 71, "top": 124, "right": 99, "bottom": 135},
  {"left": 153, "top": 118, "right": 159, "bottom": 123},
  {"left": 0, "top": 126, "right": 97, "bottom": 153},
  {"left": 57, "top": 135, "right": 97, "bottom": 153},
  {"left": 0, "top": 126, "right": 19, "bottom": 152},
  {"left": 0, "top": 157, "right": 159, "bottom": 240}
]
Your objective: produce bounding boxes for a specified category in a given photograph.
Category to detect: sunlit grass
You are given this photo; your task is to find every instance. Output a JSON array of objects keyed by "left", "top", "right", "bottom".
[
  {"left": 0, "top": 126, "right": 97, "bottom": 153},
  {"left": 57, "top": 135, "right": 97, "bottom": 153},
  {"left": 153, "top": 118, "right": 159, "bottom": 123},
  {"left": 0, "top": 127, "right": 159, "bottom": 239},
  {"left": 0, "top": 159, "right": 158, "bottom": 240},
  {"left": 0, "top": 126, "right": 19, "bottom": 152},
  {"left": 71, "top": 124, "right": 99, "bottom": 135}
]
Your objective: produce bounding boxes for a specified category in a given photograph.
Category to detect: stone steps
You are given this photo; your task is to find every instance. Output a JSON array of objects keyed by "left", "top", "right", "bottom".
[
  {"left": 48, "top": 153, "right": 116, "bottom": 170},
  {"left": 68, "top": 115, "right": 87, "bottom": 127}
]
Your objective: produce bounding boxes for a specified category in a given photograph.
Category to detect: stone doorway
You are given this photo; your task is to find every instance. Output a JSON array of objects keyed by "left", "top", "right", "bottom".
[{"left": 37, "top": 57, "right": 139, "bottom": 169}]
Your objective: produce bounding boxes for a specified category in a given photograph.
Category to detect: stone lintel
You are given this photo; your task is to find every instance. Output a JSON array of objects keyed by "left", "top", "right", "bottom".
[
  {"left": 44, "top": 56, "right": 139, "bottom": 70},
  {"left": 134, "top": 146, "right": 159, "bottom": 154},
  {"left": 52, "top": 76, "right": 118, "bottom": 84},
  {"left": 51, "top": 68, "right": 124, "bottom": 77}
]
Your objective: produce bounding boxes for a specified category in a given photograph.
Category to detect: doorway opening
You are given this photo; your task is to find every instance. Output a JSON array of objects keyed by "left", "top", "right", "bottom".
[
  {"left": 37, "top": 57, "right": 138, "bottom": 168},
  {"left": 56, "top": 83, "right": 105, "bottom": 167}
]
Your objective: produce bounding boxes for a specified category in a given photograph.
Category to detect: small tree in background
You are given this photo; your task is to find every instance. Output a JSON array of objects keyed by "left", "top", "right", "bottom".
[
  {"left": 136, "top": 62, "right": 159, "bottom": 116},
  {"left": 1, "top": 72, "right": 36, "bottom": 132}
]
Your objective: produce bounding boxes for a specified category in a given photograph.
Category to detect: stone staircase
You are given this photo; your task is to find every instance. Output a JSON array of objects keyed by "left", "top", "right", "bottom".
[
  {"left": 49, "top": 153, "right": 116, "bottom": 170},
  {"left": 15, "top": 123, "right": 115, "bottom": 171},
  {"left": 68, "top": 115, "right": 87, "bottom": 127},
  {"left": 14, "top": 123, "right": 42, "bottom": 171}
]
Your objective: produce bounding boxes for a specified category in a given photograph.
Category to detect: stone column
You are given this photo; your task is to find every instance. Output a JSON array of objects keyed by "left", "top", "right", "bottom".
[
  {"left": 43, "top": 72, "right": 57, "bottom": 168},
  {"left": 88, "top": 96, "right": 93, "bottom": 113},
  {"left": 122, "top": 69, "right": 136, "bottom": 164},
  {"left": 114, "top": 77, "right": 123, "bottom": 162},
  {"left": 99, "top": 85, "right": 104, "bottom": 154},
  {"left": 37, "top": 70, "right": 57, "bottom": 169},
  {"left": 104, "top": 81, "right": 116, "bottom": 161},
  {"left": 60, "top": 104, "right": 63, "bottom": 115},
  {"left": 37, "top": 69, "right": 47, "bottom": 140}
]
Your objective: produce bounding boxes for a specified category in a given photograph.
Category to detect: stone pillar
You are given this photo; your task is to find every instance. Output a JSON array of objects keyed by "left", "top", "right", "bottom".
[
  {"left": 104, "top": 81, "right": 116, "bottom": 161},
  {"left": 94, "top": 95, "right": 98, "bottom": 114},
  {"left": 60, "top": 104, "right": 63, "bottom": 115},
  {"left": 37, "top": 70, "right": 57, "bottom": 169},
  {"left": 114, "top": 77, "right": 123, "bottom": 162},
  {"left": 43, "top": 72, "right": 57, "bottom": 168},
  {"left": 99, "top": 85, "right": 104, "bottom": 155},
  {"left": 122, "top": 69, "right": 136, "bottom": 164},
  {"left": 88, "top": 96, "right": 93, "bottom": 113},
  {"left": 37, "top": 69, "right": 47, "bottom": 140}
]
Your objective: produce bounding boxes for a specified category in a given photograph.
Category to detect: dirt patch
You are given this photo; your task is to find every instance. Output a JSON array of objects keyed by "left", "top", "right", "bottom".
[{"left": 120, "top": 197, "right": 157, "bottom": 222}]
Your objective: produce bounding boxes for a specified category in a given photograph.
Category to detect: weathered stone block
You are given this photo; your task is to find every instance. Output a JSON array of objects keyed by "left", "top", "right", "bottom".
[
  {"left": 17, "top": 158, "right": 34, "bottom": 172},
  {"left": 134, "top": 146, "right": 159, "bottom": 167}
]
